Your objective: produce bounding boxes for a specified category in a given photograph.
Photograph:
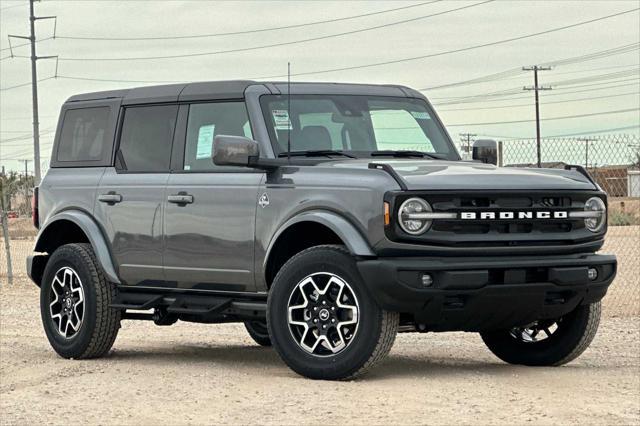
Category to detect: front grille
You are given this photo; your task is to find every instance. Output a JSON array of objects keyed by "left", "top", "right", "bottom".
[{"left": 388, "top": 190, "right": 603, "bottom": 248}]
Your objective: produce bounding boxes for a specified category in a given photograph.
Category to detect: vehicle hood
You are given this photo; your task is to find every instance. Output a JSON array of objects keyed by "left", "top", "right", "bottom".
[{"left": 329, "top": 159, "right": 597, "bottom": 191}]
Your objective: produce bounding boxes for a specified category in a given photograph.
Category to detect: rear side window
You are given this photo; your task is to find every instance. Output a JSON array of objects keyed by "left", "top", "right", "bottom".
[
  {"left": 118, "top": 105, "right": 178, "bottom": 172},
  {"left": 183, "top": 102, "right": 252, "bottom": 171},
  {"left": 57, "top": 107, "right": 110, "bottom": 162}
]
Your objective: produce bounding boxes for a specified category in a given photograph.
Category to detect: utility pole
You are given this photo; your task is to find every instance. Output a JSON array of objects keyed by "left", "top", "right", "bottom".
[
  {"left": 7, "top": 0, "right": 57, "bottom": 186},
  {"left": 577, "top": 137, "right": 598, "bottom": 168},
  {"left": 459, "top": 133, "right": 476, "bottom": 159},
  {"left": 523, "top": 66, "right": 552, "bottom": 168}
]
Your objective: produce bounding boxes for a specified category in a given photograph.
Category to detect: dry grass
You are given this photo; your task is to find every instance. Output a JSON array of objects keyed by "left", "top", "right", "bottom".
[{"left": 609, "top": 197, "right": 640, "bottom": 225}]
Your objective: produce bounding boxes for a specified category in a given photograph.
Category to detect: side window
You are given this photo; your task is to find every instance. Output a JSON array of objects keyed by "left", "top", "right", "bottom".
[
  {"left": 183, "top": 102, "right": 252, "bottom": 171},
  {"left": 370, "top": 109, "right": 435, "bottom": 152},
  {"left": 118, "top": 105, "right": 178, "bottom": 172},
  {"left": 57, "top": 107, "right": 110, "bottom": 163}
]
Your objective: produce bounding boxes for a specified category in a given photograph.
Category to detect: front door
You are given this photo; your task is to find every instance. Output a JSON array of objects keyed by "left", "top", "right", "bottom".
[
  {"left": 163, "top": 101, "right": 263, "bottom": 292},
  {"left": 95, "top": 104, "right": 178, "bottom": 286}
]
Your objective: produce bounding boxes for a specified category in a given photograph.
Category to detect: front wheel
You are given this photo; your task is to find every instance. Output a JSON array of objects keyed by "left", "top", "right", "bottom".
[
  {"left": 267, "top": 245, "right": 398, "bottom": 380},
  {"left": 481, "top": 301, "right": 601, "bottom": 366}
]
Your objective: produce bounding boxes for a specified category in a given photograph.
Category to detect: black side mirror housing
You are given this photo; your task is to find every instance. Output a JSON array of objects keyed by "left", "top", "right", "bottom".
[
  {"left": 472, "top": 139, "right": 498, "bottom": 165},
  {"left": 213, "top": 135, "right": 260, "bottom": 167}
]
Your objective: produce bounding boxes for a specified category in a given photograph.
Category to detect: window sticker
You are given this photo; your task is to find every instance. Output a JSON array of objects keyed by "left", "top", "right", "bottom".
[
  {"left": 196, "top": 124, "right": 215, "bottom": 159},
  {"left": 411, "top": 111, "right": 431, "bottom": 120},
  {"left": 272, "top": 109, "right": 292, "bottom": 130}
]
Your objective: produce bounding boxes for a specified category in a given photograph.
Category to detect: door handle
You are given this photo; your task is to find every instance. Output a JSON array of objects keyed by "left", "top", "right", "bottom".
[
  {"left": 98, "top": 192, "right": 122, "bottom": 204},
  {"left": 167, "top": 193, "right": 194, "bottom": 205}
]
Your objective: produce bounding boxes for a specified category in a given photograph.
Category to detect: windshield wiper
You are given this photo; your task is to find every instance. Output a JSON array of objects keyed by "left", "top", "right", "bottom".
[
  {"left": 370, "top": 150, "right": 439, "bottom": 159},
  {"left": 278, "top": 150, "right": 356, "bottom": 158}
]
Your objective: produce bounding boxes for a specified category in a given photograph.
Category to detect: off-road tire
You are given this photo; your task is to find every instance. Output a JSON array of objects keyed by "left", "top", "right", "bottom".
[
  {"left": 481, "top": 301, "right": 601, "bottom": 366},
  {"left": 40, "top": 243, "right": 121, "bottom": 359},
  {"left": 244, "top": 320, "right": 272, "bottom": 346},
  {"left": 267, "top": 245, "right": 399, "bottom": 380}
]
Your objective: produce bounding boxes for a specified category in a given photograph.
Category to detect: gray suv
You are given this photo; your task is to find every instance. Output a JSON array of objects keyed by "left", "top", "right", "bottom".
[{"left": 28, "top": 81, "right": 616, "bottom": 380}]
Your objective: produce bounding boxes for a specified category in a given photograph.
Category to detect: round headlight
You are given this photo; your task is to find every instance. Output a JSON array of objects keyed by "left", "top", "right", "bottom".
[
  {"left": 398, "top": 198, "right": 432, "bottom": 235},
  {"left": 584, "top": 197, "right": 606, "bottom": 232}
]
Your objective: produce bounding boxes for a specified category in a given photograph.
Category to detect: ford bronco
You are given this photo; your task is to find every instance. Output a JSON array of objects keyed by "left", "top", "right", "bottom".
[{"left": 28, "top": 81, "right": 616, "bottom": 380}]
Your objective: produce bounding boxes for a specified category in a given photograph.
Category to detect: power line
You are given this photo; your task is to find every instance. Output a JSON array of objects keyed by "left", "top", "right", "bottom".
[
  {"left": 0, "top": 130, "right": 55, "bottom": 145},
  {"left": 0, "top": 36, "right": 54, "bottom": 54},
  {"left": 446, "top": 107, "right": 639, "bottom": 126},
  {"left": 0, "top": 3, "right": 26, "bottom": 11},
  {"left": 50, "top": 43, "right": 640, "bottom": 90},
  {"left": 0, "top": 76, "right": 55, "bottom": 91},
  {"left": 421, "top": 43, "right": 639, "bottom": 91},
  {"left": 432, "top": 70, "right": 639, "bottom": 102},
  {"left": 35, "top": 1, "right": 494, "bottom": 62},
  {"left": 54, "top": 1, "right": 440, "bottom": 41},
  {"left": 57, "top": 75, "right": 183, "bottom": 84},
  {"left": 437, "top": 91, "right": 640, "bottom": 111},
  {"left": 480, "top": 125, "right": 640, "bottom": 140},
  {"left": 248, "top": 8, "right": 639, "bottom": 79},
  {"left": 5, "top": 0, "right": 56, "bottom": 185},
  {"left": 433, "top": 78, "right": 640, "bottom": 105}
]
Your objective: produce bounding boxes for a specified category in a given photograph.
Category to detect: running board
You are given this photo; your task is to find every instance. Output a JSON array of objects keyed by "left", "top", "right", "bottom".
[
  {"left": 110, "top": 290, "right": 267, "bottom": 323},
  {"left": 110, "top": 295, "right": 164, "bottom": 310}
]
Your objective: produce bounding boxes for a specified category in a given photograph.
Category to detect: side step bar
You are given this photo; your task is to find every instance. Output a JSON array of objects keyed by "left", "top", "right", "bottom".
[{"left": 110, "top": 290, "right": 267, "bottom": 323}]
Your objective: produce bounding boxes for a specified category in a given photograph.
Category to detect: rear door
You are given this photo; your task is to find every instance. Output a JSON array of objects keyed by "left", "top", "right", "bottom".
[
  {"left": 95, "top": 104, "right": 178, "bottom": 286},
  {"left": 163, "top": 101, "right": 263, "bottom": 292}
]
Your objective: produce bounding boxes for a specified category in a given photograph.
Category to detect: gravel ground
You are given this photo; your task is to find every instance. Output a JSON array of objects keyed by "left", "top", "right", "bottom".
[{"left": 1, "top": 279, "right": 639, "bottom": 425}]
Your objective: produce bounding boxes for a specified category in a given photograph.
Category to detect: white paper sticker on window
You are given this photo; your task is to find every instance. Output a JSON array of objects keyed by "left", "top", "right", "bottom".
[
  {"left": 196, "top": 124, "right": 215, "bottom": 159},
  {"left": 411, "top": 111, "right": 431, "bottom": 120},
  {"left": 272, "top": 109, "right": 292, "bottom": 130}
]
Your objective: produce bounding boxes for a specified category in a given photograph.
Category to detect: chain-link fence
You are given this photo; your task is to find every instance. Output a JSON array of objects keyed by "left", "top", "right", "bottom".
[
  {"left": 2, "top": 135, "right": 639, "bottom": 316},
  {"left": 496, "top": 134, "right": 640, "bottom": 317}
]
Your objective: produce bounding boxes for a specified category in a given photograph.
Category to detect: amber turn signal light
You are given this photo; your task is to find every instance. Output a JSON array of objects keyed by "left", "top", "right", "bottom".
[{"left": 384, "top": 202, "right": 390, "bottom": 226}]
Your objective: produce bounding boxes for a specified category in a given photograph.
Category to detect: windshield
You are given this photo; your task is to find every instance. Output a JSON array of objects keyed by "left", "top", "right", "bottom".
[{"left": 260, "top": 95, "right": 458, "bottom": 160}]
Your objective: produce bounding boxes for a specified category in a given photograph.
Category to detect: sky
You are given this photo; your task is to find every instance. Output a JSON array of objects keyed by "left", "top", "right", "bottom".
[{"left": 1, "top": 0, "right": 639, "bottom": 173}]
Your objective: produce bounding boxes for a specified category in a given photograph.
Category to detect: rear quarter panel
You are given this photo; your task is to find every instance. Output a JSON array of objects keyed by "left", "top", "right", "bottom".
[{"left": 38, "top": 168, "right": 107, "bottom": 228}]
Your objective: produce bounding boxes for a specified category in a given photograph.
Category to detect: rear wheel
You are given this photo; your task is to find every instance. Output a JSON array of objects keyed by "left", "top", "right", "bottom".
[
  {"left": 40, "top": 243, "right": 121, "bottom": 359},
  {"left": 481, "top": 301, "right": 601, "bottom": 366},
  {"left": 244, "top": 320, "right": 271, "bottom": 346},
  {"left": 267, "top": 245, "right": 398, "bottom": 380}
]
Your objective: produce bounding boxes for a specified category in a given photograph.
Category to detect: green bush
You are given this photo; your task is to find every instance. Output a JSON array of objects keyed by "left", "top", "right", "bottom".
[{"left": 608, "top": 211, "right": 639, "bottom": 226}]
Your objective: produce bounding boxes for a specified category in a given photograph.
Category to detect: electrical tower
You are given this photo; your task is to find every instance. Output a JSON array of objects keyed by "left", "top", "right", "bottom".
[
  {"left": 523, "top": 65, "right": 552, "bottom": 168},
  {"left": 7, "top": 0, "right": 57, "bottom": 186}
]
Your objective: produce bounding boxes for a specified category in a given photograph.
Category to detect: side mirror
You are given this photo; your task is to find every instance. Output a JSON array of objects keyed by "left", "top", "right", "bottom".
[
  {"left": 213, "top": 135, "right": 260, "bottom": 167},
  {"left": 472, "top": 139, "right": 498, "bottom": 165}
]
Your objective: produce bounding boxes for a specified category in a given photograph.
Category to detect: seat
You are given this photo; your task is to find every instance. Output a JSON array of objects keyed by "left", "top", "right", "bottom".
[{"left": 294, "top": 125, "right": 333, "bottom": 151}]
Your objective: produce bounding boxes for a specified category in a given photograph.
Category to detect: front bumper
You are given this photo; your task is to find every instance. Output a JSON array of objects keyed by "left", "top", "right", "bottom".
[{"left": 357, "top": 253, "right": 616, "bottom": 332}]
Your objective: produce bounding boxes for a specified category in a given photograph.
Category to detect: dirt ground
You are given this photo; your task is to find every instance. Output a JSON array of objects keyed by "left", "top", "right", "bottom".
[
  {"left": 0, "top": 278, "right": 638, "bottom": 425},
  {"left": 1, "top": 222, "right": 639, "bottom": 424}
]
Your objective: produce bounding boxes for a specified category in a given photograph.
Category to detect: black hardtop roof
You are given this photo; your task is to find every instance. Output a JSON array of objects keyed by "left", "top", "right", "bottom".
[{"left": 65, "top": 80, "right": 423, "bottom": 105}]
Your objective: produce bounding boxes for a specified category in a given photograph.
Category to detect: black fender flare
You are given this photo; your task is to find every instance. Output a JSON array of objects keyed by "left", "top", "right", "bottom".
[
  {"left": 263, "top": 210, "right": 375, "bottom": 273},
  {"left": 34, "top": 210, "right": 121, "bottom": 284}
]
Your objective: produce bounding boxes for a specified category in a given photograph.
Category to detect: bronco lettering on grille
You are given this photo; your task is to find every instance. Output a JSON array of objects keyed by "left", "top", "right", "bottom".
[{"left": 460, "top": 211, "right": 569, "bottom": 220}]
